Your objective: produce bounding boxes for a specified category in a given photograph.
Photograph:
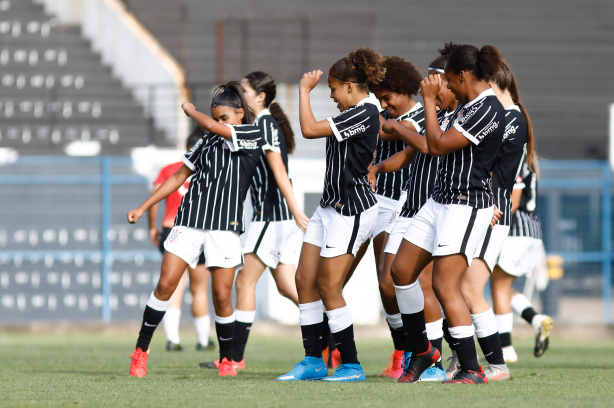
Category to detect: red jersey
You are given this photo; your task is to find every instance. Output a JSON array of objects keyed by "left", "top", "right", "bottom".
[{"left": 154, "top": 162, "right": 191, "bottom": 227}]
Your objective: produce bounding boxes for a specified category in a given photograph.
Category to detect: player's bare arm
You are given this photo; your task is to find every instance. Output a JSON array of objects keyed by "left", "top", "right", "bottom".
[
  {"left": 299, "top": 70, "right": 333, "bottom": 139},
  {"left": 181, "top": 102, "right": 234, "bottom": 141}
]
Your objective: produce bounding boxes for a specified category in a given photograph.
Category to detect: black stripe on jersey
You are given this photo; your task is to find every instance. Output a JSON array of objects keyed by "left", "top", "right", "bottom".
[
  {"left": 432, "top": 89, "right": 505, "bottom": 209},
  {"left": 250, "top": 112, "right": 292, "bottom": 222},
  {"left": 321, "top": 99, "right": 379, "bottom": 216},
  {"left": 346, "top": 212, "right": 361, "bottom": 255},
  {"left": 460, "top": 207, "right": 479, "bottom": 254},
  {"left": 374, "top": 104, "right": 425, "bottom": 200}
]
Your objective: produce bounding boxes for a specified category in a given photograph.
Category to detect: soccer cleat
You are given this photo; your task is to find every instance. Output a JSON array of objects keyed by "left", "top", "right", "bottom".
[
  {"left": 331, "top": 348, "right": 341, "bottom": 369},
  {"left": 218, "top": 357, "right": 237, "bottom": 376},
  {"left": 196, "top": 339, "right": 216, "bottom": 351},
  {"left": 377, "top": 352, "right": 394, "bottom": 377},
  {"left": 398, "top": 343, "right": 440, "bottom": 384},
  {"left": 199, "top": 358, "right": 244, "bottom": 369},
  {"left": 533, "top": 315, "right": 553, "bottom": 357},
  {"left": 276, "top": 356, "right": 327, "bottom": 381},
  {"left": 387, "top": 350, "right": 405, "bottom": 379},
  {"left": 129, "top": 347, "right": 149, "bottom": 377},
  {"left": 420, "top": 365, "right": 447, "bottom": 381},
  {"left": 166, "top": 341, "right": 183, "bottom": 351},
  {"left": 445, "top": 354, "right": 461, "bottom": 380},
  {"left": 321, "top": 363, "right": 366, "bottom": 382},
  {"left": 502, "top": 345, "right": 518, "bottom": 363},
  {"left": 483, "top": 364, "right": 511, "bottom": 381},
  {"left": 442, "top": 366, "right": 488, "bottom": 384}
]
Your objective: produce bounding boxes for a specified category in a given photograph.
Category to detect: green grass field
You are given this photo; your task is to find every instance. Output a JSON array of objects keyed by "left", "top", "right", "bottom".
[{"left": 0, "top": 328, "right": 612, "bottom": 408}]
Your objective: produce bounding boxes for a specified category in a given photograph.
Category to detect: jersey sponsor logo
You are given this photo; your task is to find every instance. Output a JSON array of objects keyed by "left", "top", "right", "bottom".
[
  {"left": 342, "top": 124, "right": 367, "bottom": 139},
  {"left": 457, "top": 101, "right": 484, "bottom": 126},
  {"left": 503, "top": 124, "right": 519, "bottom": 140},
  {"left": 238, "top": 138, "right": 261, "bottom": 150},
  {"left": 185, "top": 138, "right": 204, "bottom": 158},
  {"left": 476, "top": 120, "right": 499, "bottom": 140}
]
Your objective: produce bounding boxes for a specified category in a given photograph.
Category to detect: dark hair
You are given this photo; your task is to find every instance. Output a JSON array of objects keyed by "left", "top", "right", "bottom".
[
  {"left": 428, "top": 42, "right": 462, "bottom": 71},
  {"left": 211, "top": 80, "right": 254, "bottom": 124},
  {"left": 445, "top": 44, "right": 504, "bottom": 81},
  {"left": 244, "top": 71, "right": 295, "bottom": 154},
  {"left": 186, "top": 126, "right": 202, "bottom": 149},
  {"left": 488, "top": 62, "right": 539, "bottom": 178},
  {"left": 371, "top": 55, "right": 422, "bottom": 96},
  {"left": 329, "top": 47, "right": 386, "bottom": 92}
]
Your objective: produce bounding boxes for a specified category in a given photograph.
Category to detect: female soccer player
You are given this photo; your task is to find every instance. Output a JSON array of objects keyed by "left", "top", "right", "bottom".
[
  {"left": 277, "top": 48, "right": 385, "bottom": 382},
  {"left": 148, "top": 129, "right": 213, "bottom": 352},
  {"left": 200, "top": 72, "right": 309, "bottom": 370},
  {"left": 391, "top": 44, "right": 506, "bottom": 385},
  {"left": 447, "top": 60, "right": 531, "bottom": 382},
  {"left": 127, "top": 81, "right": 264, "bottom": 378}
]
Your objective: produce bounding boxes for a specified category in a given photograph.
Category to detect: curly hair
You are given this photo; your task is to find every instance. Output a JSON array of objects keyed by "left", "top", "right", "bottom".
[
  {"left": 428, "top": 42, "right": 462, "bottom": 71},
  {"left": 371, "top": 55, "right": 422, "bottom": 96},
  {"left": 329, "top": 47, "right": 386, "bottom": 92}
]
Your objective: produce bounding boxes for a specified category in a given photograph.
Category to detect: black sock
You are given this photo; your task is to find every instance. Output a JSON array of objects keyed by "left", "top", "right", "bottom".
[
  {"left": 453, "top": 336, "right": 480, "bottom": 372},
  {"left": 431, "top": 337, "right": 444, "bottom": 368},
  {"left": 391, "top": 327, "right": 405, "bottom": 351},
  {"left": 232, "top": 320, "right": 252, "bottom": 361},
  {"left": 521, "top": 307, "right": 537, "bottom": 325},
  {"left": 302, "top": 322, "right": 323, "bottom": 358},
  {"left": 321, "top": 314, "right": 331, "bottom": 352},
  {"left": 477, "top": 333, "right": 505, "bottom": 365},
  {"left": 331, "top": 325, "right": 358, "bottom": 364},
  {"left": 442, "top": 319, "right": 454, "bottom": 350},
  {"left": 400, "top": 310, "right": 429, "bottom": 355},
  {"left": 135, "top": 306, "right": 165, "bottom": 351},
  {"left": 499, "top": 332, "right": 512, "bottom": 348},
  {"left": 215, "top": 320, "right": 235, "bottom": 361}
]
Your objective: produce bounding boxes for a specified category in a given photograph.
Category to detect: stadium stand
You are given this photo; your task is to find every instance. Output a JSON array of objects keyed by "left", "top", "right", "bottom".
[
  {"left": 0, "top": 0, "right": 167, "bottom": 156},
  {"left": 122, "top": 0, "right": 614, "bottom": 160}
]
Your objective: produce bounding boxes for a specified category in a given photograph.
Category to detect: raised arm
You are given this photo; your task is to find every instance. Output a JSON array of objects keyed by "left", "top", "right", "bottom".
[
  {"left": 128, "top": 165, "right": 193, "bottom": 224},
  {"left": 421, "top": 74, "right": 470, "bottom": 156},
  {"left": 265, "top": 151, "right": 310, "bottom": 231},
  {"left": 299, "top": 70, "right": 334, "bottom": 139},
  {"left": 181, "top": 102, "right": 233, "bottom": 141}
]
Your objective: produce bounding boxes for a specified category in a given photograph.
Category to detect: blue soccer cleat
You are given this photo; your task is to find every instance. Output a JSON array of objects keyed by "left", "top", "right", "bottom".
[
  {"left": 321, "top": 363, "right": 366, "bottom": 382},
  {"left": 420, "top": 365, "right": 447, "bottom": 381},
  {"left": 276, "top": 356, "right": 327, "bottom": 381}
]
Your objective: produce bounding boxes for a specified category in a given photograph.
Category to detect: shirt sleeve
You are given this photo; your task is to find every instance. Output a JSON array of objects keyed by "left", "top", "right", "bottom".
[
  {"left": 182, "top": 135, "right": 206, "bottom": 171},
  {"left": 513, "top": 174, "right": 526, "bottom": 190},
  {"left": 223, "top": 124, "right": 262, "bottom": 152},
  {"left": 260, "top": 118, "right": 282, "bottom": 153},
  {"left": 453, "top": 99, "right": 502, "bottom": 145},
  {"left": 327, "top": 105, "right": 375, "bottom": 142}
]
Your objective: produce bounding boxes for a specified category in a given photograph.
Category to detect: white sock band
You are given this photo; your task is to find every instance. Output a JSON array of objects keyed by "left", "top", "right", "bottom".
[
  {"left": 214, "top": 313, "right": 236, "bottom": 325},
  {"left": 326, "top": 306, "right": 353, "bottom": 333},
  {"left": 394, "top": 281, "right": 424, "bottom": 315},
  {"left": 385, "top": 312, "right": 403, "bottom": 330},
  {"left": 235, "top": 309, "right": 256, "bottom": 323},
  {"left": 449, "top": 325, "right": 475, "bottom": 340},
  {"left": 193, "top": 314, "right": 211, "bottom": 345},
  {"left": 162, "top": 308, "right": 181, "bottom": 344},
  {"left": 471, "top": 309, "right": 499, "bottom": 338},
  {"left": 299, "top": 300, "right": 324, "bottom": 326},
  {"left": 425, "top": 318, "right": 444, "bottom": 340},
  {"left": 510, "top": 293, "right": 532, "bottom": 316},
  {"left": 146, "top": 292, "right": 170, "bottom": 311},
  {"left": 495, "top": 312, "right": 513, "bottom": 334}
]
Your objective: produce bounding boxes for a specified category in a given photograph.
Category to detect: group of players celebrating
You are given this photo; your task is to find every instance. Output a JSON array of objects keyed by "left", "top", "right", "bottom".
[{"left": 126, "top": 42, "right": 553, "bottom": 385}]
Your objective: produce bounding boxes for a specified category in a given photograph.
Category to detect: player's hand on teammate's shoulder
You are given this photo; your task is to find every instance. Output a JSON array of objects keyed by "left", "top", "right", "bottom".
[{"left": 299, "top": 70, "right": 323, "bottom": 93}]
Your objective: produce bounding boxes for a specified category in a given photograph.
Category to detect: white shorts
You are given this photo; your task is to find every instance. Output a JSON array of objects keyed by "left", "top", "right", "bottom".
[
  {"left": 473, "top": 224, "right": 511, "bottom": 272},
  {"left": 164, "top": 226, "right": 243, "bottom": 269},
  {"left": 373, "top": 192, "right": 407, "bottom": 238},
  {"left": 403, "top": 198, "right": 493, "bottom": 266},
  {"left": 497, "top": 236, "right": 544, "bottom": 277},
  {"left": 242, "top": 220, "right": 302, "bottom": 268},
  {"left": 303, "top": 205, "right": 378, "bottom": 258},
  {"left": 384, "top": 216, "right": 413, "bottom": 255}
]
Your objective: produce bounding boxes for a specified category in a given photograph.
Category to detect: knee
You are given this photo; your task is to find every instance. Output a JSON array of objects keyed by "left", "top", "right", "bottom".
[
  {"left": 378, "top": 277, "right": 395, "bottom": 301},
  {"left": 155, "top": 277, "right": 177, "bottom": 299},
  {"left": 212, "top": 287, "right": 232, "bottom": 310},
  {"left": 390, "top": 260, "right": 405, "bottom": 286}
]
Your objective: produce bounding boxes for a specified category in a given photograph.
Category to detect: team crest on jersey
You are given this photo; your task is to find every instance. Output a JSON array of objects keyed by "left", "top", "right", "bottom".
[{"left": 169, "top": 229, "right": 181, "bottom": 242}]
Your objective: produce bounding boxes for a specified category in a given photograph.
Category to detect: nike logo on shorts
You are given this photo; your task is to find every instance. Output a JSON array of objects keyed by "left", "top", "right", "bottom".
[
  {"left": 325, "top": 244, "right": 336, "bottom": 249},
  {"left": 437, "top": 244, "right": 449, "bottom": 247}
]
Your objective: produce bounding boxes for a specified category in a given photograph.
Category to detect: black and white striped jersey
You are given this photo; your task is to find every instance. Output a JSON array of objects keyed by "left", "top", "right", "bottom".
[
  {"left": 431, "top": 88, "right": 505, "bottom": 209},
  {"left": 175, "top": 124, "right": 264, "bottom": 232},
  {"left": 400, "top": 108, "right": 455, "bottom": 218},
  {"left": 510, "top": 163, "right": 542, "bottom": 239},
  {"left": 492, "top": 106, "right": 528, "bottom": 226},
  {"left": 321, "top": 97, "right": 379, "bottom": 216},
  {"left": 249, "top": 110, "right": 292, "bottom": 222},
  {"left": 374, "top": 103, "right": 425, "bottom": 200}
]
